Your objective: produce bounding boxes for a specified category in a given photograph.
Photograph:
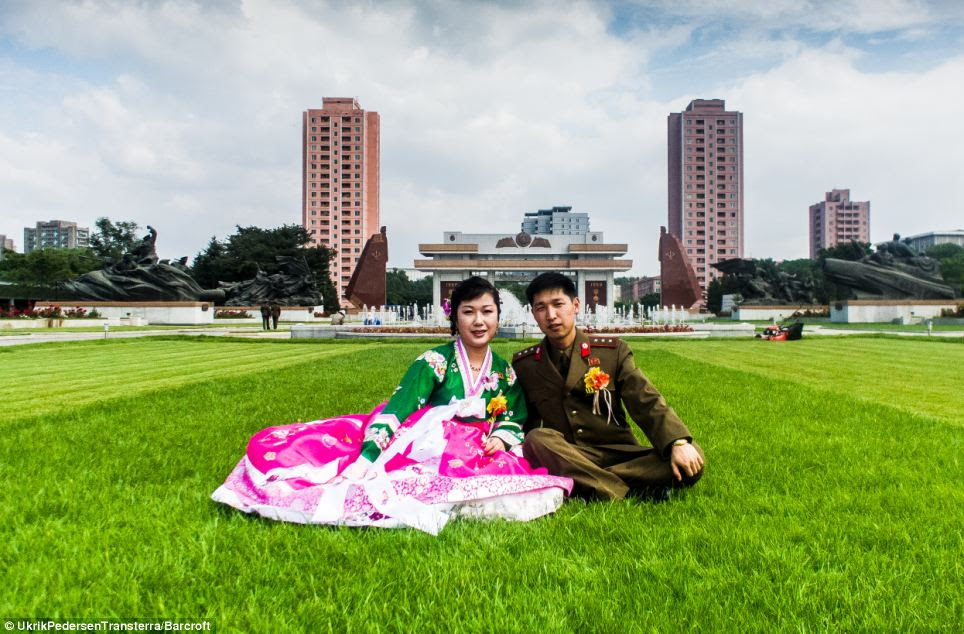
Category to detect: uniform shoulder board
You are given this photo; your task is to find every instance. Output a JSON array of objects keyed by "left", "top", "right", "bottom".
[
  {"left": 513, "top": 346, "right": 539, "bottom": 362},
  {"left": 588, "top": 336, "right": 619, "bottom": 348}
]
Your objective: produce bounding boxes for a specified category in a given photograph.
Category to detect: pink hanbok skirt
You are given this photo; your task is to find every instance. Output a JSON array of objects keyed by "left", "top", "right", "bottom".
[{"left": 212, "top": 402, "right": 573, "bottom": 534}]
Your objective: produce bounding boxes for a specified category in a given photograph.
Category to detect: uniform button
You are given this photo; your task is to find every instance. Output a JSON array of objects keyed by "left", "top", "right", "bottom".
[
  {"left": 576, "top": 428, "right": 584, "bottom": 435},
  {"left": 571, "top": 410, "right": 577, "bottom": 415}
]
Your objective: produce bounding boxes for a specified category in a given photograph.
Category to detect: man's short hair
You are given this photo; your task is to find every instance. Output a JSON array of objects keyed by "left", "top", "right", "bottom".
[{"left": 525, "top": 272, "right": 577, "bottom": 305}]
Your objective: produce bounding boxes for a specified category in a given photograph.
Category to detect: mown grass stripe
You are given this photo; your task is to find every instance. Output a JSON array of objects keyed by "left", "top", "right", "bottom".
[
  {"left": 0, "top": 341, "right": 368, "bottom": 421},
  {"left": 634, "top": 337, "right": 964, "bottom": 424}
]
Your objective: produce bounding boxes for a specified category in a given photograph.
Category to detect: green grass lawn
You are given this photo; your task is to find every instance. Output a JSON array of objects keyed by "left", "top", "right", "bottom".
[{"left": 2, "top": 337, "right": 961, "bottom": 632}]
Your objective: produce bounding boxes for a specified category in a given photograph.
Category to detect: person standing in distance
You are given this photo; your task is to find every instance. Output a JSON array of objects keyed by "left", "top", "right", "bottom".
[
  {"left": 260, "top": 303, "right": 271, "bottom": 330},
  {"left": 512, "top": 272, "right": 704, "bottom": 500}
]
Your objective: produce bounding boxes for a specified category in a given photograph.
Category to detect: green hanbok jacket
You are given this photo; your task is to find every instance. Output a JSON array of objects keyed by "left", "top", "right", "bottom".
[{"left": 359, "top": 340, "right": 526, "bottom": 462}]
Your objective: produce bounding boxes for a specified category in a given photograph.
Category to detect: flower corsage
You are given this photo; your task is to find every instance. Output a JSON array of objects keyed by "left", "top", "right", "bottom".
[
  {"left": 482, "top": 391, "right": 508, "bottom": 440},
  {"left": 486, "top": 392, "right": 508, "bottom": 423},
  {"left": 584, "top": 366, "right": 614, "bottom": 423}
]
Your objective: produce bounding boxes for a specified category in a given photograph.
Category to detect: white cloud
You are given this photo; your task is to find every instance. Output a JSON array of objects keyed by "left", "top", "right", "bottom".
[
  {"left": 725, "top": 47, "right": 964, "bottom": 259},
  {"left": 636, "top": 0, "right": 945, "bottom": 33},
  {"left": 0, "top": 0, "right": 962, "bottom": 279}
]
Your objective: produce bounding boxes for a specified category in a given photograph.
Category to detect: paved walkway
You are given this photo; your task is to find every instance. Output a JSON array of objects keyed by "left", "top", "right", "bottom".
[
  {"left": 805, "top": 326, "right": 964, "bottom": 338},
  {"left": 1, "top": 325, "right": 960, "bottom": 347},
  {"left": 0, "top": 328, "right": 290, "bottom": 347}
]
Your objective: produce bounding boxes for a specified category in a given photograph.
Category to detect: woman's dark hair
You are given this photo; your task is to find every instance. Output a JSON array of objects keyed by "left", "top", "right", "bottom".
[
  {"left": 448, "top": 276, "right": 501, "bottom": 335},
  {"left": 525, "top": 272, "right": 577, "bottom": 305}
]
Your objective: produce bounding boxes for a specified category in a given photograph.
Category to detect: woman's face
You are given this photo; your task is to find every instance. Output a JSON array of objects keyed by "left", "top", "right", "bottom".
[{"left": 456, "top": 292, "right": 499, "bottom": 351}]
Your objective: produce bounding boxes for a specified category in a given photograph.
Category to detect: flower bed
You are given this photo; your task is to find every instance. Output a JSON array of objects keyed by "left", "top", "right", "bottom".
[
  {"left": 214, "top": 309, "right": 252, "bottom": 319},
  {"left": 0, "top": 306, "right": 101, "bottom": 319},
  {"left": 351, "top": 326, "right": 450, "bottom": 334}
]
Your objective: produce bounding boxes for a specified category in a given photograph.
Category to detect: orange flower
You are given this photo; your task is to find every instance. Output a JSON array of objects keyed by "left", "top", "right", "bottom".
[{"left": 584, "top": 367, "right": 610, "bottom": 393}]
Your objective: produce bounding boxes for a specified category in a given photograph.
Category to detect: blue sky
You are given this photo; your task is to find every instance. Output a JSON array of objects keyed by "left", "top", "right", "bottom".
[{"left": 1, "top": 0, "right": 963, "bottom": 275}]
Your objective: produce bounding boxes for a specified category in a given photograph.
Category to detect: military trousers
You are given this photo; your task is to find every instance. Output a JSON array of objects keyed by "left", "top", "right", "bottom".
[{"left": 523, "top": 427, "right": 704, "bottom": 501}]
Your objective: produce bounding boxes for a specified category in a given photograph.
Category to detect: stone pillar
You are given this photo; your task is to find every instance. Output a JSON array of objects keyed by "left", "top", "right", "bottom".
[
  {"left": 432, "top": 272, "right": 441, "bottom": 307},
  {"left": 576, "top": 269, "right": 587, "bottom": 300},
  {"left": 605, "top": 271, "right": 615, "bottom": 310}
]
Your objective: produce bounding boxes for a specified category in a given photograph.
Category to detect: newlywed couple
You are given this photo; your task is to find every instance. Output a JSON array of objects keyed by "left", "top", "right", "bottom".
[{"left": 213, "top": 273, "right": 705, "bottom": 534}]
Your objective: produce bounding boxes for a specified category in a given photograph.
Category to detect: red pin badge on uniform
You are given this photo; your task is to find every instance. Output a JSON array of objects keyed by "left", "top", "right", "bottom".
[
  {"left": 580, "top": 342, "right": 590, "bottom": 358},
  {"left": 534, "top": 347, "right": 542, "bottom": 361}
]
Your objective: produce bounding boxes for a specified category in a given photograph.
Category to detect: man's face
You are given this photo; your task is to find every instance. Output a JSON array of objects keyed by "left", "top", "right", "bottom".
[{"left": 530, "top": 288, "right": 580, "bottom": 345}]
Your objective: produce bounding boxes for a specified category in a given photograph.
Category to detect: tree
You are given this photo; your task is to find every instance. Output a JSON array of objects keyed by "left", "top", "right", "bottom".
[
  {"left": 925, "top": 243, "right": 963, "bottom": 260},
  {"left": 191, "top": 224, "right": 338, "bottom": 311},
  {"left": 190, "top": 237, "right": 232, "bottom": 289},
  {"left": 498, "top": 282, "right": 528, "bottom": 306},
  {"left": 639, "top": 292, "right": 660, "bottom": 307},
  {"left": 776, "top": 258, "right": 815, "bottom": 278},
  {"left": 818, "top": 241, "right": 872, "bottom": 262},
  {"left": 706, "top": 274, "right": 743, "bottom": 314},
  {"left": 0, "top": 248, "right": 101, "bottom": 288},
  {"left": 386, "top": 270, "right": 432, "bottom": 305},
  {"left": 89, "top": 218, "right": 141, "bottom": 262},
  {"left": 926, "top": 243, "right": 964, "bottom": 291}
]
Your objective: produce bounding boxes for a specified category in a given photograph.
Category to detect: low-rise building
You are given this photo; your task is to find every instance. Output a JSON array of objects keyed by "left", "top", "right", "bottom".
[
  {"left": 24, "top": 220, "right": 90, "bottom": 253},
  {"left": 0, "top": 235, "right": 14, "bottom": 260},
  {"left": 903, "top": 230, "right": 964, "bottom": 252},
  {"left": 622, "top": 276, "right": 662, "bottom": 302}
]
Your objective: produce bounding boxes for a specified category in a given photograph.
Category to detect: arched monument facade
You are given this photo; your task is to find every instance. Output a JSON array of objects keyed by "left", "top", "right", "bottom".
[{"left": 415, "top": 230, "right": 632, "bottom": 310}]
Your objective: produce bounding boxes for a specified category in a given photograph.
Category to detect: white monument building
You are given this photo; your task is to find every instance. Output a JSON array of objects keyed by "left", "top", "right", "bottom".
[{"left": 415, "top": 228, "right": 632, "bottom": 310}]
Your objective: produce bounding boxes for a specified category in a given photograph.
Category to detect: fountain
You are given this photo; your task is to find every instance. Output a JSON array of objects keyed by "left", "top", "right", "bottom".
[{"left": 293, "top": 285, "right": 735, "bottom": 340}]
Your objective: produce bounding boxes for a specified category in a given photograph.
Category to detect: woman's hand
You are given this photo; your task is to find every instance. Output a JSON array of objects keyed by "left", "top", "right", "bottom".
[{"left": 483, "top": 437, "right": 507, "bottom": 455}]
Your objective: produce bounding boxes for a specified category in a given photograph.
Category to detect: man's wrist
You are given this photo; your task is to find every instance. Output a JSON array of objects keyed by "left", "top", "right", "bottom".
[{"left": 664, "top": 437, "right": 690, "bottom": 457}]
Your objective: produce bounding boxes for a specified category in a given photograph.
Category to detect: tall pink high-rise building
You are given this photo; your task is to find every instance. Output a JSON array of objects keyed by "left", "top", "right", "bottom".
[
  {"left": 808, "top": 189, "right": 870, "bottom": 259},
  {"left": 667, "top": 99, "right": 744, "bottom": 296},
  {"left": 302, "top": 98, "right": 380, "bottom": 306}
]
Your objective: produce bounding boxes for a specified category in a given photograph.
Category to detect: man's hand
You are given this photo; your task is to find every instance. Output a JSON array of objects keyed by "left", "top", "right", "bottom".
[
  {"left": 483, "top": 437, "right": 507, "bottom": 455},
  {"left": 670, "top": 443, "right": 703, "bottom": 481}
]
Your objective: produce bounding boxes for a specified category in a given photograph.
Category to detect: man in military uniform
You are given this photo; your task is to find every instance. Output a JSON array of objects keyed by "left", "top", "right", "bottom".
[
  {"left": 513, "top": 272, "right": 704, "bottom": 500},
  {"left": 260, "top": 303, "right": 271, "bottom": 330}
]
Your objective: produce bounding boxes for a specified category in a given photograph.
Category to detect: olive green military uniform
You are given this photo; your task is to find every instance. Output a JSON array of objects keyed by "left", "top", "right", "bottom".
[{"left": 512, "top": 329, "right": 703, "bottom": 500}]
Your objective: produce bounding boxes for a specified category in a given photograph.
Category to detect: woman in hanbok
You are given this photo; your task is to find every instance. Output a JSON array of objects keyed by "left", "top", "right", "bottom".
[{"left": 213, "top": 277, "right": 573, "bottom": 534}]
